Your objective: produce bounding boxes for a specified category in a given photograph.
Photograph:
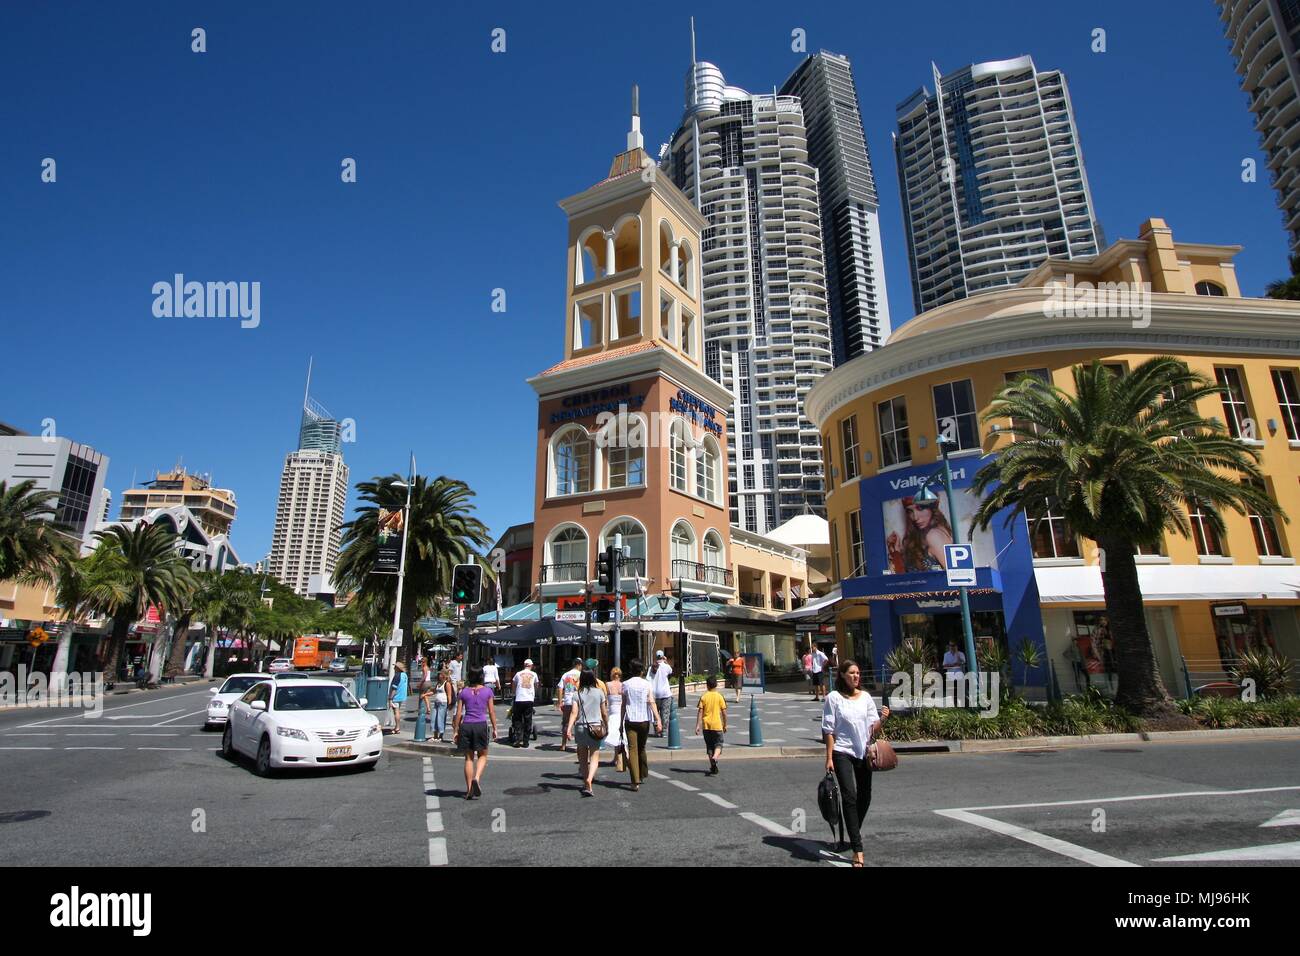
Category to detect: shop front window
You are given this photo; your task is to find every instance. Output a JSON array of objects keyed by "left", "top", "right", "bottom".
[
  {"left": 1070, "top": 611, "right": 1115, "bottom": 692},
  {"left": 1212, "top": 607, "right": 1278, "bottom": 669}
]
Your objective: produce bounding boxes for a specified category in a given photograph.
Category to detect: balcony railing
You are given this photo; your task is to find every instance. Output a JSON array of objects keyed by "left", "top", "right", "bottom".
[
  {"left": 739, "top": 591, "right": 765, "bottom": 608},
  {"left": 540, "top": 563, "right": 587, "bottom": 583},
  {"left": 619, "top": 557, "right": 647, "bottom": 578},
  {"left": 771, "top": 594, "right": 787, "bottom": 610},
  {"left": 671, "top": 559, "right": 734, "bottom": 588}
]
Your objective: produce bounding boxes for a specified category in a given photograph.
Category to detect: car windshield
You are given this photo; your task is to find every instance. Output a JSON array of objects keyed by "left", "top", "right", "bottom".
[
  {"left": 220, "top": 676, "right": 265, "bottom": 694},
  {"left": 274, "top": 686, "right": 357, "bottom": 711}
]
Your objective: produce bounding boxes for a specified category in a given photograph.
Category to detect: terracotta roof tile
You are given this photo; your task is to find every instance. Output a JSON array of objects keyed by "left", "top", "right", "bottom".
[{"left": 540, "top": 341, "right": 660, "bottom": 376}]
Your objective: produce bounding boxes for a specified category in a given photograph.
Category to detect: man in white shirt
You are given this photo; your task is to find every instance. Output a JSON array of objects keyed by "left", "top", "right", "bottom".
[
  {"left": 482, "top": 659, "right": 500, "bottom": 698},
  {"left": 621, "top": 658, "right": 662, "bottom": 789},
  {"left": 510, "top": 658, "right": 539, "bottom": 748},
  {"left": 810, "top": 645, "right": 829, "bottom": 701},
  {"left": 650, "top": 650, "right": 673, "bottom": 737},
  {"left": 449, "top": 652, "right": 464, "bottom": 691},
  {"left": 555, "top": 657, "right": 583, "bottom": 752}
]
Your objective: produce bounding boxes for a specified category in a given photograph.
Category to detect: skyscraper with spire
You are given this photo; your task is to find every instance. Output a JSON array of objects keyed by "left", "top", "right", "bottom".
[
  {"left": 661, "top": 21, "right": 833, "bottom": 533},
  {"left": 268, "top": 360, "right": 349, "bottom": 596}
]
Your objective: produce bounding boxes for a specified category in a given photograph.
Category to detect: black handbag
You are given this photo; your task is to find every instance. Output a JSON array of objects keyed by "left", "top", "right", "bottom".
[{"left": 817, "top": 770, "right": 845, "bottom": 845}]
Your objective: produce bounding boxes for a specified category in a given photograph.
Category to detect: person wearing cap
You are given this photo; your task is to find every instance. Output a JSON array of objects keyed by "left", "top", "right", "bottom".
[
  {"left": 510, "top": 659, "right": 539, "bottom": 748},
  {"left": 650, "top": 650, "right": 673, "bottom": 737},
  {"left": 585, "top": 658, "right": 607, "bottom": 694}
]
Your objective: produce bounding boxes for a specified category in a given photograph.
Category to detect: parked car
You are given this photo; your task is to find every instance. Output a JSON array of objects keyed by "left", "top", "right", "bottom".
[
  {"left": 268, "top": 658, "right": 294, "bottom": 673},
  {"left": 221, "top": 677, "right": 382, "bottom": 775},
  {"left": 205, "top": 673, "right": 272, "bottom": 729},
  {"left": 327, "top": 657, "right": 349, "bottom": 673}
]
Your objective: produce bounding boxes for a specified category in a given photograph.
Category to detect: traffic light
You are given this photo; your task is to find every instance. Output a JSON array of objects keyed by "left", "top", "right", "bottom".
[
  {"left": 451, "top": 563, "right": 482, "bottom": 605},
  {"left": 597, "top": 546, "right": 620, "bottom": 594}
]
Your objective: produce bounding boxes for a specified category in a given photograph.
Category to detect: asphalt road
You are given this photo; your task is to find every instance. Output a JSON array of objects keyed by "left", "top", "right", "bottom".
[{"left": 2, "top": 682, "right": 1298, "bottom": 866}]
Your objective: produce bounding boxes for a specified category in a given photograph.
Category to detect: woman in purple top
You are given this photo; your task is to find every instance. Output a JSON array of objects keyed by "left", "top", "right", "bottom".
[{"left": 454, "top": 665, "right": 498, "bottom": 800}]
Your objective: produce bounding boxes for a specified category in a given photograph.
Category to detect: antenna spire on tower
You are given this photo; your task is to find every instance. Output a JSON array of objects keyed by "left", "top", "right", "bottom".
[
  {"left": 690, "top": 16, "right": 697, "bottom": 66},
  {"left": 627, "top": 82, "right": 644, "bottom": 151}
]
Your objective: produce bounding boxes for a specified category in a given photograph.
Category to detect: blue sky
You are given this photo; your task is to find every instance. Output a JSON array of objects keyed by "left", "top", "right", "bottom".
[{"left": 0, "top": 0, "right": 1284, "bottom": 564}]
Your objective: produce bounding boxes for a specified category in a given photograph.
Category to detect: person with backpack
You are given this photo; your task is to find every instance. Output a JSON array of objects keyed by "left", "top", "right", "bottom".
[
  {"left": 454, "top": 665, "right": 497, "bottom": 800},
  {"left": 821, "top": 659, "right": 889, "bottom": 867},
  {"left": 565, "top": 670, "right": 608, "bottom": 797}
]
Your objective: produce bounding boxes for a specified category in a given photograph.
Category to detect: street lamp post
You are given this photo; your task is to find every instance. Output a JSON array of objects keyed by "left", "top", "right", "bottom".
[
  {"left": 657, "top": 585, "right": 686, "bottom": 707},
  {"left": 389, "top": 461, "right": 415, "bottom": 676},
  {"left": 915, "top": 434, "right": 979, "bottom": 704}
]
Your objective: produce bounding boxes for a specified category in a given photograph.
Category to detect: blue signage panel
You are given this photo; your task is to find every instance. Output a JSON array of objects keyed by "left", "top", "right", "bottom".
[{"left": 842, "top": 566, "right": 1001, "bottom": 601}]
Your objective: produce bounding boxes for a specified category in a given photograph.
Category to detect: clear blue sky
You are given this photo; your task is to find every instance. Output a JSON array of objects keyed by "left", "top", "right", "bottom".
[{"left": 0, "top": 0, "right": 1284, "bottom": 564}]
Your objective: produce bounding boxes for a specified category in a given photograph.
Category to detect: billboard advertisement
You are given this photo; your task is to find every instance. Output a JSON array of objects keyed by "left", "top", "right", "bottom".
[
  {"left": 881, "top": 487, "right": 997, "bottom": 575},
  {"left": 375, "top": 507, "right": 405, "bottom": 574}
]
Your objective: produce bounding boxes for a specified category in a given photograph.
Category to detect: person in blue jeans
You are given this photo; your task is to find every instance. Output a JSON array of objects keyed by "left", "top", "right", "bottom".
[
  {"left": 423, "top": 667, "right": 453, "bottom": 741},
  {"left": 387, "top": 662, "right": 408, "bottom": 734}
]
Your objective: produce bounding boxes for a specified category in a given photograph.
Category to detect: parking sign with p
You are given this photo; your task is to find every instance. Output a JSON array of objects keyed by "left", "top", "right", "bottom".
[{"left": 944, "top": 544, "right": 976, "bottom": 587}]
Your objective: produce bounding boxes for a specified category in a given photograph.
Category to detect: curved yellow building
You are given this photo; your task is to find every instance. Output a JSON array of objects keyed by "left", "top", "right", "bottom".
[{"left": 805, "top": 219, "right": 1300, "bottom": 695}]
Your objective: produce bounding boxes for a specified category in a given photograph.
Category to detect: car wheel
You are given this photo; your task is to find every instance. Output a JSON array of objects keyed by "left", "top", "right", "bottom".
[
  {"left": 254, "top": 736, "right": 273, "bottom": 777},
  {"left": 221, "top": 723, "right": 235, "bottom": 759}
]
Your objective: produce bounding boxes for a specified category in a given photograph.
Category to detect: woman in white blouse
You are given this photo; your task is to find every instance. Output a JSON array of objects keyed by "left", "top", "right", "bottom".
[{"left": 821, "top": 659, "right": 889, "bottom": 867}]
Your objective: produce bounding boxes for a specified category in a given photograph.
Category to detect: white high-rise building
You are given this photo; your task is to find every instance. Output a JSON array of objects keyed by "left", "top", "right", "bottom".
[
  {"left": 1217, "top": 0, "right": 1300, "bottom": 255},
  {"left": 894, "top": 56, "right": 1102, "bottom": 314},
  {"left": 268, "top": 369, "right": 349, "bottom": 596},
  {"left": 0, "top": 422, "right": 109, "bottom": 550},
  {"left": 781, "top": 51, "right": 892, "bottom": 363},
  {"left": 663, "top": 56, "right": 833, "bottom": 533}
]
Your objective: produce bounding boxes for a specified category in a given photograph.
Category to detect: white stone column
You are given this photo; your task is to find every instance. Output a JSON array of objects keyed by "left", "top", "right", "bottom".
[
  {"left": 50, "top": 625, "right": 73, "bottom": 691},
  {"left": 204, "top": 636, "right": 217, "bottom": 679},
  {"left": 670, "top": 240, "right": 681, "bottom": 284},
  {"left": 605, "top": 231, "right": 616, "bottom": 277}
]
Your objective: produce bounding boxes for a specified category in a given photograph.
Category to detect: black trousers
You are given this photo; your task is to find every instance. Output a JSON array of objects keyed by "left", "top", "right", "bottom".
[
  {"left": 511, "top": 701, "right": 534, "bottom": 745},
  {"left": 831, "top": 751, "right": 874, "bottom": 853}
]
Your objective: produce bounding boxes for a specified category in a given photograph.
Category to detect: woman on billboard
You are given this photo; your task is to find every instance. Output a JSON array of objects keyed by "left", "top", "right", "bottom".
[{"left": 886, "top": 496, "right": 955, "bottom": 573}]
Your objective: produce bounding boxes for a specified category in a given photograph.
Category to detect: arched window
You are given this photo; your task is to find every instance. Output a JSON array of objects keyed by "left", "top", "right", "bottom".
[
  {"left": 613, "top": 216, "right": 640, "bottom": 273},
  {"left": 670, "top": 419, "right": 691, "bottom": 493},
  {"left": 695, "top": 435, "right": 720, "bottom": 504},
  {"left": 679, "top": 239, "right": 695, "bottom": 295},
  {"left": 547, "top": 526, "right": 588, "bottom": 581},
  {"left": 553, "top": 427, "right": 594, "bottom": 495},
  {"left": 576, "top": 228, "right": 604, "bottom": 286},
  {"left": 603, "top": 518, "right": 647, "bottom": 567},
  {"left": 702, "top": 530, "right": 724, "bottom": 570},
  {"left": 670, "top": 521, "right": 696, "bottom": 566},
  {"left": 1195, "top": 280, "right": 1227, "bottom": 297}
]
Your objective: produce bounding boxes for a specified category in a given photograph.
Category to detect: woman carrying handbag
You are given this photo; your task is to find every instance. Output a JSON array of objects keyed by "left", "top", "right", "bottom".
[
  {"left": 566, "top": 670, "right": 608, "bottom": 797},
  {"left": 820, "top": 659, "right": 890, "bottom": 867}
]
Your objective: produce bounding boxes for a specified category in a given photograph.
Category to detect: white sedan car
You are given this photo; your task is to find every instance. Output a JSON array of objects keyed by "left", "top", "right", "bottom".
[
  {"left": 205, "top": 673, "right": 273, "bottom": 729},
  {"left": 221, "top": 677, "right": 382, "bottom": 775}
]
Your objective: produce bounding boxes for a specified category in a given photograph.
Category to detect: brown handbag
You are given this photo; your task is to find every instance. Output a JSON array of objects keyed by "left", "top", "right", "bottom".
[
  {"left": 869, "top": 739, "right": 898, "bottom": 771},
  {"left": 577, "top": 692, "right": 608, "bottom": 740}
]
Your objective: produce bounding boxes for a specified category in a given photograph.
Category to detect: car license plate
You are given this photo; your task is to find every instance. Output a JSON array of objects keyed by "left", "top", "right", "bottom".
[{"left": 326, "top": 745, "right": 352, "bottom": 757}]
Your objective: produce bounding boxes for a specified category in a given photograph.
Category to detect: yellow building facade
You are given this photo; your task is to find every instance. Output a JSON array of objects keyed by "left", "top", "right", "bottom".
[{"left": 805, "top": 219, "right": 1300, "bottom": 694}]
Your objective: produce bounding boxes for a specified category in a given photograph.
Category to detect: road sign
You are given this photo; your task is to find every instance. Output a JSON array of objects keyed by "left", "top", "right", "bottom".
[
  {"left": 679, "top": 594, "right": 711, "bottom": 604},
  {"left": 556, "top": 610, "right": 587, "bottom": 622},
  {"left": 944, "top": 543, "right": 977, "bottom": 587},
  {"left": 679, "top": 611, "right": 711, "bottom": 620},
  {"left": 795, "top": 622, "right": 820, "bottom": 632}
]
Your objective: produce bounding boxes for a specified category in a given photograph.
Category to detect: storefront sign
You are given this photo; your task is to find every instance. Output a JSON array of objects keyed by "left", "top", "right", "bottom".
[
  {"left": 1213, "top": 603, "right": 1247, "bottom": 618},
  {"left": 669, "top": 389, "right": 723, "bottom": 436},
  {"left": 843, "top": 566, "right": 1001, "bottom": 600},
  {"left": 551, "top": 384, "right": 646, "bottom": 424}
]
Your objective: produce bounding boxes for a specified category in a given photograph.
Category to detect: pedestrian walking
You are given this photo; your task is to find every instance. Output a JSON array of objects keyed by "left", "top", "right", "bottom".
[
  {"left": 418, "top": 654, "right": 431, "bottom": 692},
  {"left": 695, "top": 675, "right": 727, "bottom": 774},
  {"left": 510, "top": 658, "right": 539, "bottom": 748},
  {"left": 454, "top": 665, "right": 497, "bottom": 800},
  {"left": 449, "top": 652, "right": 464, "bottom": 692},
  {"left": 483, "top": 658, "right": 500, "bottom": 698},
  {"left": 810, "top": 644, "right": 829, "bottom": 702},
  {"left": 422, "top": 666, "right": 453, "bottom": 741},
  {"left": 566, "top": 669, "right": 608, "bottom": 797},
  {"left": 650, "top": 650, "right": 673, "bottom": 737},
  {"left": 387, "top": 662, "right": 408, "bottom": 735},
  {"left": 802, "top": 648, "right": 814, "bottom": 698},
  {"left": 605, "top": 667, "right": 625, "bottom": 770},
  {"left": 620, "top": 658, "right": 660, "bottom": 791},
  {"left": 821, "top": 659, "right": 889, "bottom": 867},
  {"left": 555, "top": 657, "right": 583, "bottom": 752},
  {"left": 728, "top": 652, "right": 745, "bottom": 703}
]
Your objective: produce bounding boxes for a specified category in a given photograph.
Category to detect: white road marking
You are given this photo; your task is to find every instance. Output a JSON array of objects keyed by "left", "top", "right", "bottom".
[
  {"left": 3, "top": 733, "right": 55, "bottom": 736},
  {"left": 1261, "top": 809, "right": 1300, "bottom": 828},
  {"left": 17, "top": 690, "right": 209, "bottom": 727},
  {"left": 423, "top": 757, "right": 449, "bottom": 866},
  {"left": 151, "top": 709, "right": 208, "bottom": 726},
  {"left": 934, "top": 809, "right": 1138, "bottom": 867},
  {"left": 1153, "top": 840, "right": 1300, "bottom": 862},
  {"left": 0, "top": 746, "right": 53, "bottom": 750},
  {"left": 700, "top": 793, "right": 738, "bottom": 809},
  {"left": 64, "top": 733, "right": 117, "bottom": 737},
  {"left": 130, "top": 733, "right": 182, "bottom": 737},
  {"left": 104, "top": 710, "right": 186, "bottom": 721},
  {"left": 648, "top": 770, "right": 669, "bottom": 780},
  {"left": 739, "top": 812, "right": 795, "bottom": 836},
  {"left": 951, "top": 784, "right": 1300, "bottom": 813},
  {"left": 138, "top": 747, "right": 192, "bottom": 752},
  {"left": 668, "top": 779, "right": 699, "bottom": 792},
  {"left": 64, "top": 747, "right": 124, "bottom": 751}
]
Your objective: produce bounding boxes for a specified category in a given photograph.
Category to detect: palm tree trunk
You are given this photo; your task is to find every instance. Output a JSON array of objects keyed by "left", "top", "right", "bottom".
[
  {"left": 101, "top": 616, "right": 129, "bottom": 684},
  {"left": 1097, "top": 536, "right": 1175, "bottom": 716},
  {"left": 165, "top": 613, "right": 194, "bottom": 679}
]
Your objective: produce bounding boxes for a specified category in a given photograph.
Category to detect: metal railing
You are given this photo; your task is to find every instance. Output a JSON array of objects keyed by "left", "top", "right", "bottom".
[
  {"left": 671, "top": 559, "right": 733, "bottom": 587},
  {"left": 539, "top": 563, "right": 586, "bottom": 583},
  {"left": 739, "top": 591, "right": 765, "bottom": 608}
]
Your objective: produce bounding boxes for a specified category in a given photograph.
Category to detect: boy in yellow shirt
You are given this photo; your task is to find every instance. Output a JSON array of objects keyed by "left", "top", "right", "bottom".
[{"left": 695, "top": 676, "right": 728, "bottom": 775}]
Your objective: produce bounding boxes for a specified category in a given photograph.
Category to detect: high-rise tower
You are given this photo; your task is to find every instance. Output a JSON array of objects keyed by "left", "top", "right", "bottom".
[
  {"left": 781, "top": 51, "right": 892, "bottom": 362},
  {"left": 268, "top": 362, "right": 349, "bottom": 596},
  {"left": 894, "top": 56, "right": 1102, "bottom": 314},
  {"left": 662, "top": 42, "right": 833, "bottom": 533}
]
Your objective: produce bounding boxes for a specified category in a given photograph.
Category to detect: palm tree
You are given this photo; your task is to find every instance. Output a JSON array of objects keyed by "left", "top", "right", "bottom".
[
  {"left": 1265, "top": 255, "right": 1300, "bottom": 300},
  {"left": 335, "top": 475, "right": 490, "bottom": 665},
  {"left": 49, "top": 549, "right": 124, "bottom": 673},
  {"left": 0, "top": 479, "right": 77, "bottom": 585},
  {"left": 179, "top": 570, "right": 259, "bottom": 675},
  {"left": 971, "top": 358, "right": 1284, "bottom": 717},
  {"left": 90, "top": 523, "right": 196, "bottom": 682}
]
